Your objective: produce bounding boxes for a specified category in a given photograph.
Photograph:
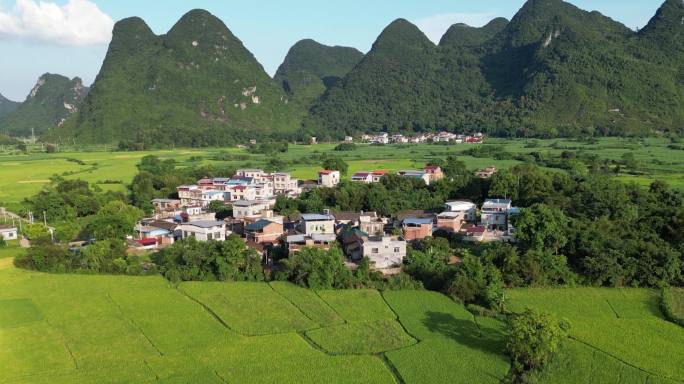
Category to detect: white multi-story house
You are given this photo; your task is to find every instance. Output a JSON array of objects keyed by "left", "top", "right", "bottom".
[
  {"left": 481, "top": 199, "right": 514, "bottom": 231},
  {"left": 347, "top": 235, "right": 407, "bottom": 270},
  {"left": 201, "top": 190, "right": 225, "bottom": 207},
  {"left": 444, "top": 201, "right": 477, "bottom": 222},
  {"left": 228, "top": 185, "right": 257, "bottom": 202},
  {"left": 318, "top": 170, "right": 341, "bottom": 188},
  {"left": 236, "top": 169, "right": 266, "bottom": 181},
  {"left": 300, "top": 214, "right": 335, "bottom": 235},
  {"left": 177, "top": 185, "right": 203, "bottom": 207},
  {"left": 268, "top": 173, "right": 299, "bottom": 196},
  {"left": 232, "top": 200, "right": 271, "bottom": 219},
  {"left": 178, "top": 221, "right": 227, "bottom": 242}
]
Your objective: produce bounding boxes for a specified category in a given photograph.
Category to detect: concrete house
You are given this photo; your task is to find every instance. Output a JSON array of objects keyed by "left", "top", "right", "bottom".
[
  {"left": 245, "top": 219, "right": 283, "bottom": 244},
  {"left": 346, "top": 235, "right": 407, "bottom": 270},
  {"left": 402, "top": 217, "right": 434, "bottom": 241},
  {"left": 300, "top": 214, "right": 335, "bottom": 235},
  {"left": 397, "top": 170, "right": 431, "bottom": 185},
  {"left": 286, "top": 233, "right": 337, "bottom": 253},
  {"left": 178, "top": 221, "right": 227, "bottom": 242},
  {"left": 436, "top": 212, "right": 468, "bottom": 233},
  {"left": 318, "top": 170, "right": 341, "bottom": 188},
  {"left": 0, "top": 225, "right": 18, "bottom": 241},
  {"left": 371, "top": 171, "right": 387, "bottom": 183},
  {"left": 481, "top": 199, "right": 513, "bottom": 231},
  {"left": 351, "top": 172, "right": 373, "bottom": 183},
  {"left": 444, "top": 201, "right": 477, "bottom": 222},
  {"left": 359, "top": 214, "right": 386, "bottom": 236},
  {"left": 232, "top": 200, "right": 271, "bottom": 219},
  {"left": 424, "top": 166, "right": 444, "bottom": 183}
]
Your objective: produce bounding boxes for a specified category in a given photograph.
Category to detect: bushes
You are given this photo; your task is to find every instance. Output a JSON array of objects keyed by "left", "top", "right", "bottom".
[
  {"left": 334, "top": 143, "right": 356, "bottom": 151},
  {"left": 661, "top": 287, "right": 684, "bottom": 328}
]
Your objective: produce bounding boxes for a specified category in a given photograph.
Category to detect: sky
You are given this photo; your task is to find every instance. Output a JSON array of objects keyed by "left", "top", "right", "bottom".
[{"left": 0, "top": 0, "right": 664, "bottom": 101}]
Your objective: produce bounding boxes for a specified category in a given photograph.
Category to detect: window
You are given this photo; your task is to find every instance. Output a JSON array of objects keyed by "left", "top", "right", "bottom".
[
  {"left": 394, "top": 247, "right": 401, "bottom": 253},
  {"left": 371, "top": 248, "right": 379, "bottom": 254},
  {"left": 215, "top": 232, "right": 221, "bottom": 239}
]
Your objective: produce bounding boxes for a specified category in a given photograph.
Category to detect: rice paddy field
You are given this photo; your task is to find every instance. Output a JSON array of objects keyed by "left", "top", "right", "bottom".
[
  {"left": 1, "top": 138, "right": 682, "bottom": 211},
  {"left": 2, "top": 249, "right": 684, "bottom": 384}
]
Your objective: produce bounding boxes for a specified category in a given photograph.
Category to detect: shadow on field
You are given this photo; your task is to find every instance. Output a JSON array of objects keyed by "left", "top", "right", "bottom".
[{"left": 423, "top": 311, "right": 506, "bottom": 355}]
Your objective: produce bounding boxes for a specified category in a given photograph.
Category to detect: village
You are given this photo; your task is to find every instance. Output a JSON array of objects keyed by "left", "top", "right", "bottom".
[{"left": 119, "top": 163, "right": 516, "bottom": 275}]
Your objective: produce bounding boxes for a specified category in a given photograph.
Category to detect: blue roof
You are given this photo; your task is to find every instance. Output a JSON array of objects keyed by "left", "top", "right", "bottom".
[
  {"left": 246, "top": 219, "right": 275, "bottom": 231},
  {"left": 403, "top": 217, "right": 434, "bottom": 225},
  {"left": 301, "top": 214, "right": 334, "bottom": 221}
]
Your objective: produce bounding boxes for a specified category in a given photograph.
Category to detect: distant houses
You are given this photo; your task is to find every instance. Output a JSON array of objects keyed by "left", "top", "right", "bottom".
[
  {"left": 0, "top": 224, "right": 18, "bottom": 241},
  {"left": 318, "top": 170, "right": 340, "bottom": 188}
]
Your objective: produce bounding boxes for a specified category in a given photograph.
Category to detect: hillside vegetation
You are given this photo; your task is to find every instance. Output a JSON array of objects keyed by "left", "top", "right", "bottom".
[
  {"left": 308, "top": 0, "right": 684, "bottom": 138},
  {"left": 49, "top": 10, "right": 300, "bottom": 147},
  {"left": 0, "top": 74, "right": 87, "bottom": 137}
]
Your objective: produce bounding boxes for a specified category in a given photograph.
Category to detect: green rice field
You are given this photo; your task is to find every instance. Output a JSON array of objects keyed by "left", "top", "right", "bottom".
[
  {"left": 2, "top": 254, "right": 684, "bottom": 383},
  {"left": 1, "top": 138, "right": 682, "bottom": 211}
]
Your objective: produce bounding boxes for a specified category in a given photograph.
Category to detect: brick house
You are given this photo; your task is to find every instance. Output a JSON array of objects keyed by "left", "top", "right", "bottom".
[
  {"left": 245, "top": 219, "right": 283, "bottom": 244},
  {"left": 402, "top": 217, "right": 434, "bottom": 241}
]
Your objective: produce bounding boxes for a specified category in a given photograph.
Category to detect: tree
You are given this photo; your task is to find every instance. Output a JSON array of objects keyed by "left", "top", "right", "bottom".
[
  {"left": 87, "top": 201, "right": 143, "bottom": 240},
  {"left": 515, "top": 204, "right": 569, "bottom": 254},
  {"left": 447, "top": 252, "right": 504, "bottom": 309},
  {"left": 280, "top": 247, "right": 352, "bottom": 290},
  {"left": 207, "top": 200, "right": 232, "bottom": 220},
  {"left": 507, "top": 308, "right": 567, "bottom": 377},
  {"left": 322, "top": 156, "right": 349, "bottom": 175}
]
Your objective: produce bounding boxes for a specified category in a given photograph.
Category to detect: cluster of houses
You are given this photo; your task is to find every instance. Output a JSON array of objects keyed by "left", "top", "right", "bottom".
[
  {"left": 359, "top": 132, "right": 485, "bottom": 145},
  {"left": 130, "top": 168, "right": 519, "bottom": 274},
  {"left": 348, "top": 166, "right": 444, "bottom": 186}
]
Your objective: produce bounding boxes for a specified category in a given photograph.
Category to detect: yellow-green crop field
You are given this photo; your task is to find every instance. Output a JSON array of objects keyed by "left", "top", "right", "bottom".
[
  {"left": 2, "top": 254, "right": 684, "bottom": 383},
  {"left": 1, "top": 138, "right": 682, "bottom": 211}
]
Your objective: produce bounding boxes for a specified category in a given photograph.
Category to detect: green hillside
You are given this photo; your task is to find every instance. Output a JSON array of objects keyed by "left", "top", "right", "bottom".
[
  {"left": 51, "top": 10, "right": 300, "bottom": 147},
  {"left": 274, "top": 39, "right": 363, "bottom": 108},
  {"left": 0, "top": 93, "right": 20, "bottom": 120},
  {"left": 309, "top": 0, "right": 684, "bottom": 138},
  {"left": 0, "top": 74, "right": 87, "bottom": 137}
]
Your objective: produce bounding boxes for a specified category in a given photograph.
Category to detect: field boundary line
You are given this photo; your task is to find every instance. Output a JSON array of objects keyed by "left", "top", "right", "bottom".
[
  {"left": 266, "top": 282, "right": 320, "bottom": 327},
  {"left": 569, "top": 336, "right": 677, "bottom": 382},
  {"left": 174, "top": 287, "right": 242, "bottom": 335},
  {"left": 312, "top": 289, "right": 349, "bottom": 324},
  {"left": 605, "top": 300, "right": 621, "bottom": 319},
  {"left": 214, "top": 370, "right": 229, "bottom": 384},
  {"left": 379, "top": 291, "right": 421, "bottom": 342},
  {"left": 106, "top": 293, "right": 164, "bottom": 357},
  {"left": 379, "top": 353, "right": 406, "bottom": 384},
  {"left": 45, "top": 318, "right": 79, "bottom": 370}
]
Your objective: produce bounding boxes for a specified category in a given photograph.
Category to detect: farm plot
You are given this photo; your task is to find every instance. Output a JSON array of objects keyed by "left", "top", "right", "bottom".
[
  {"left": 382, "top": 290, "right": 510, "bottom": 384},
  {"left": 269, "top": 281, "right": 343, "bottom": 326},
  {"left": 508, "top": 288, "right": 684, "bottom": 383},
  {"left": 305, "top": 319, "right": 416, "bottom": 354},
  {"left": 179, "top": 282, "right": 317, "bottom": 335},
  {"left": 317, "top": 289, "right": 397, "bottom": 322}
]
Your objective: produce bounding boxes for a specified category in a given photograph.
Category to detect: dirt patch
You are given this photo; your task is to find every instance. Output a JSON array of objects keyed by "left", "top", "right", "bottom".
[{"left": 17, "top": 180, "right": 50, "bottom": 184}]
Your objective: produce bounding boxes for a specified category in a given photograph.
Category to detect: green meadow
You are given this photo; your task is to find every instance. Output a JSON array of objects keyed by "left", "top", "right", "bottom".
[
  {"left": 1, "top": 138, "right": 682, "bottom": 211},
  {"left": 2, "top": 253, "right": 684, "bottom": 383}
]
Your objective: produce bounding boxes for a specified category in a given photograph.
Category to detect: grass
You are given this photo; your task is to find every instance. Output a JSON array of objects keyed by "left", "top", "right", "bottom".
[
  {"left": 2, "top": 261, "right": 684, "bottom": 383},
  {"left": 305, "top": 319, "right": 416, "bottom": 354},
  {"left": 667, "top": 288, "right": 684, "bottom": 320},
  {"left": 179, "top": 281, "right": 317, "bottom": 336},
  {"left": 383, "top": 290, "right": 510, "bottom": 384},
  {"left": 2, "top": 137, "right": 682, "bottom": 210},
  {"left": 317, "top": 289, "right": 397, "bottom": 322},
  {"left": 269, "top": 281, "right": 344, "bottom": 326},
  {"left": 508, "top": 288, "right": 684, "bottom": 383}
]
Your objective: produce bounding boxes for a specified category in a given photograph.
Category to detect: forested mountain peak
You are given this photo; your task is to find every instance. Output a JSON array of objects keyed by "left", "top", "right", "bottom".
[
  {"left": 439, "top": 17, "right": 509, "bottom": 47},
  {"left": 640, "top": 0, "right": 684, "bottom": 50},
  {"left": 274, "top": 39, "right": 363, "bottom": 104},
  {"left": 372, "top": 19, "right": 435, "bottom": 52},
  {"left": 0, "top": 73, "right": 87, "bottom": 137}
]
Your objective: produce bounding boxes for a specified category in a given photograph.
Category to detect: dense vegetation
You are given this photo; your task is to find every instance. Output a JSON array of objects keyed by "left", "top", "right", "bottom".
[
  {"left": 307, "top": 0, "right": 684, "bottom": 138},
  {"left": 0, "top": 92, "right": 20, "bottom": 119},
  {"left": 48, "top": 10, "right": 300, "bottom": 147},
  {"left": 274, "top": 39, "right": 364, "bottom": 108},
  {"left": 0, "top": 74, "right": 87, "bottom": 137}
]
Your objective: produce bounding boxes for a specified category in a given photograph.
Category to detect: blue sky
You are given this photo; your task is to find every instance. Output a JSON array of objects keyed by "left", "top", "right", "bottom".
[{"left": 0, "top": 0, "right": 663, "bottom": 101}]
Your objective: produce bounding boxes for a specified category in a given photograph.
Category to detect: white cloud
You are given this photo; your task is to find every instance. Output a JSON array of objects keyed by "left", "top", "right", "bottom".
[
  {"left": 0, "top": 0, "right": 114, "bottom": 46},
  {"left": 413, "top": 12, "right": 496, "bottom": 44}
]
